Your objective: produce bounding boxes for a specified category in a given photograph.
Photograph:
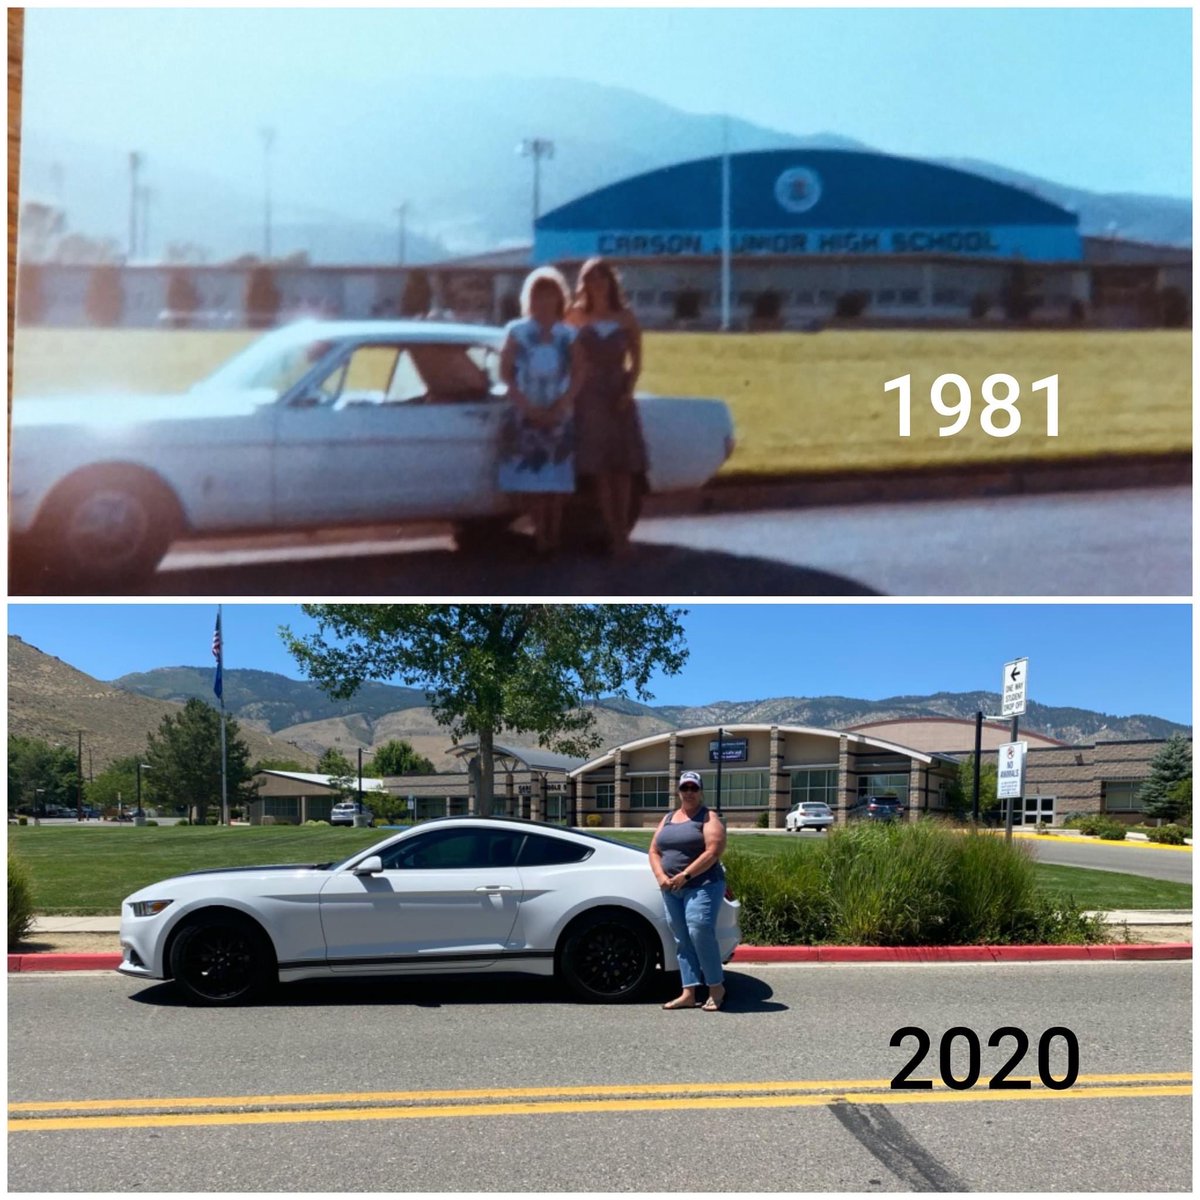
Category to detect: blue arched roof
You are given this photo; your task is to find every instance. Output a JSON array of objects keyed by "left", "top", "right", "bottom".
[{"left": 538, "top": 149, "right": 1076, "bottom": 232}]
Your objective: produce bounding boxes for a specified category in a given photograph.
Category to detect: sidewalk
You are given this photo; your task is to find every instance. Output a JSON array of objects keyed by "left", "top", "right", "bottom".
[{"left": 28, "top": 909, "right": 1194, "bottom": 934}]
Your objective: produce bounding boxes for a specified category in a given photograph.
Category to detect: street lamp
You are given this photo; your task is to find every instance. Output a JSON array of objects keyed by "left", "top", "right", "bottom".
[
  {"left": 34, "top": 788, "right": 45, "bottom": 827},
  {"left": 135, "top": 763, "right": 152, "bottom": 824},
  {"left": 518, "top": 137, "right": 555, "bottom": 242}
]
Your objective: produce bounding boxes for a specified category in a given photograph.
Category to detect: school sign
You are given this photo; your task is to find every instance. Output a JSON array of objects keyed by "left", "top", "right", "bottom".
[{"left": 535, "top": 149, "right": 1083, "bottom": 264}]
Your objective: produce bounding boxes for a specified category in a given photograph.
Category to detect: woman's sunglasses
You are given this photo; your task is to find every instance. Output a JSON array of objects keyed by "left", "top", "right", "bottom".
[{"left": 679, "top": 783, "right": 701, "bottom": 792}]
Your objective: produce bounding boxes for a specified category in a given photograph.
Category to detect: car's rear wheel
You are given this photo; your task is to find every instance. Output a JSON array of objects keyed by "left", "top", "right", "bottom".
[
  {"left": 557, "top": 909, "right": 657, "bottom": 1003},
  {"left": 168, "top": 913, "right": 276, "bottom": 1006},
  {"left": 33, "top": 467, "right": 182, "bottom": 590}
]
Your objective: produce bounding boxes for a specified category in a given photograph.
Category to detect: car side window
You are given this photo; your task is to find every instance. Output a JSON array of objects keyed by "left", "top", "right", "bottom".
[
  {"left": 517, "top": 834, "right": 594, "bottom": 867},
  {"left": 379, "top": 828, "right": 524, "bottom": 870}
]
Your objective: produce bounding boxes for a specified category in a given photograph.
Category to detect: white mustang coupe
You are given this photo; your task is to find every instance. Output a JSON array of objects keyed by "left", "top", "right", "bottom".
[
  {"left": 10, "top": 320, "right": 735, "bottom": 588},
  {"left": 118, "top": 818, "right": 742, "bottom": 1006}
]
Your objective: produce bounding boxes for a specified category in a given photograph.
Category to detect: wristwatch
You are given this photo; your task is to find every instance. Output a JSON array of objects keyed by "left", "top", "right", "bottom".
[{"left": 682, "top": 871, "right": 692, "bottom": 883}]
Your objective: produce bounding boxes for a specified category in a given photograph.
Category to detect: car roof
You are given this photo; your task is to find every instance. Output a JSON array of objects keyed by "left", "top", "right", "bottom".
[
  {"left": 265, "top": 318, "right": 504, "bottom": 348},
  {"left": 403, "top": 815, "right": 646, "bottom": 852}
]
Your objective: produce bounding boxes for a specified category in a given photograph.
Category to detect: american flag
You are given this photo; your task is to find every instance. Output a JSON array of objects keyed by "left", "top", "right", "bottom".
[{"left": 212, "top": 610, "right": 223, "bottom": 701}]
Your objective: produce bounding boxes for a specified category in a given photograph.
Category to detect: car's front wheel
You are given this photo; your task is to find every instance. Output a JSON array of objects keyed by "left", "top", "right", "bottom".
[
  {"left": 168, "top": 913, "right": 276, "bottom": 1006},
  {"left": 557, "top": 909, "right": 657, "bottom": 1003},
  {"left": 34, "top": 467, "right": 182, "bottom": 590}
]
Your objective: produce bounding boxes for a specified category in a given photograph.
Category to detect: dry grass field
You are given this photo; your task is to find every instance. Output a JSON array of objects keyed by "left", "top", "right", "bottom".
[{"left": 12, "top": 326, "right": 1190, "bottom": 478}]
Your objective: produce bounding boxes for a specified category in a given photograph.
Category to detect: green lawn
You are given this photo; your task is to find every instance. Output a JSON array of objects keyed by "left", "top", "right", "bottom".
[
  {"left": 9, "top": 825, "right": 1191, "bottom": 915},
  {"left": 12, "top": 327, "right": 1189, "bottom": 479}
]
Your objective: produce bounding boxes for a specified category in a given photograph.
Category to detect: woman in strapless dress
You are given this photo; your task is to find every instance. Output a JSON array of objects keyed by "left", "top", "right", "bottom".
[{"left": 565, "top": 257, "right": 647, "bottom": 557}]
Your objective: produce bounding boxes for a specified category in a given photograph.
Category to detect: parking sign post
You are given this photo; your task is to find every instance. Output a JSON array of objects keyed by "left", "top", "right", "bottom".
[{"left": 1000, "top": 659, "right": 1028, "bottom": 840}]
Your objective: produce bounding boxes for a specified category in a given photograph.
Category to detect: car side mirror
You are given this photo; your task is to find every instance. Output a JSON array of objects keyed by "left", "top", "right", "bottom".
[{"left": 353, "top": 855, "right": 384, "bottom": 875}]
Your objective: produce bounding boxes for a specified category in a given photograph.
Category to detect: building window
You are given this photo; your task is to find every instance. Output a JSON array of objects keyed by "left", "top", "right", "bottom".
[
  {"left": 630, "top": 775, "right": 672, "bottom": 809},
  {"left": 594, "top": 783, "right": 615, "bottom": 811},
  {"left": 694, "top": 768, "right": 771, "bottom": 808},
  {"left": 791, "top": 768, "right": 839, "bottom": 807},
  {"left": 877, "top": 289, "right": 897, "bottom": 304},
  {"left": 899, "top": 288, "right": 921, "bottom": 305},
  {"left": 794, "top": 290, "right": 815, "bottom": 306},
  {"left": 416, "top": 797, "right": 447, "bottom": 821},
  {"left": 933, "top": 288, "right": 965, "bottom": 306},
  {"left": 1101, "top": 780, "right": 1144, "bottom": 812},
  {"left": 264, "top": 797, "right": 300, "bottom": 821},
  {"left": 857, "top": 773, "right": 910, "bottom": 805}
]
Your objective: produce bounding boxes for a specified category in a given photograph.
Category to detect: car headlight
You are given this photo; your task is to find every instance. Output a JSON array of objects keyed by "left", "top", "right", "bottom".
[{"left": 129, "top": 899, "right": 174, "bottom": 917}]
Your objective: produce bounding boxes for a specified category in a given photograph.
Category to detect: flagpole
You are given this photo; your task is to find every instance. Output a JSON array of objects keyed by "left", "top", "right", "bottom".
[
  {"left": 720, "top": 114, "right": 731, "bottom": 332},
  {"left": 218, "top": 605, "right": 228, "bottom": 826}
]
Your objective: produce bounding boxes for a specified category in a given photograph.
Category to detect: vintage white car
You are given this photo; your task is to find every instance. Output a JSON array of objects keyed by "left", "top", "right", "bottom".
[
  {"left": 117, "top": 817, "right": 742, "bottom": 1006},
  {"left": 9, "top": 320, "right": 735, "bottom": 588}
]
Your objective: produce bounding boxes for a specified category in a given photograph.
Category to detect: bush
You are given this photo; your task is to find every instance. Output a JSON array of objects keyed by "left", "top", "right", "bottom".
[
  {"left": 84, "top": 264, "right": 124, "bottom": 326},
  {"left": 1147, "top": 824, "right": 1186, "bottom": 845},
  {"left": 1098, "top": 824, "right": 1127, "bottom": 841},
  {"left": 8, "top": 852, "right": 35, "bottom": 949},
  {"left": 175, "top": 817, "right": 190, "bottom": 826},
  {"left": 245, "top": 266, "right": 281, "bottom": 329},
  {"left": 674, "top": 289, "right": 703, "bottom": 321},
  {"left": 833, "top": 290, "right": 870, "bottom": 320},
  {"left": 728, "top": 819, "right": 1106, "bottom": 947},
  {"left": 585, "top": 813, "right": 602, "bottom": 827},
  {"left": 144, "top": 819, "right": 158, "bottom": 826},
  {"left": 968, "top": 292, "right": 990, "bottom": 320},
  {"left": 304, "top": 819, "right": 331, "bottom": 827},
  {"left": 17, "top": 816, "right": 27, "bottom": 826},
  {"left": 755, "top": 812, "right": 770, "bottom": 829},
  {"left": 1064, "top": 813, "right": 1126, "bottom": 839},
  {"left": 261, "top": 815, "right": 277, "bottom": 826}
]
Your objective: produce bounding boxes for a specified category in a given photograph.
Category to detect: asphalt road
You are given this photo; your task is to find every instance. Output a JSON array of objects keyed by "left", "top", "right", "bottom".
[
  {"left": 9, "top": 961, "right": 1191, "bottom": 1192},
  {"left": 1021, "top": 835, "right": 1194, "bottom": 884},
  {"left": 14, "top": 486, "right": 1188, "bottom": 597}
]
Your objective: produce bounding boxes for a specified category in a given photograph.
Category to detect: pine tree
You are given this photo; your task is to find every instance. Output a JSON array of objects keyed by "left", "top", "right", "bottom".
[{"left": 1139, "top": 734, "right": 1192, "bottom": 822}]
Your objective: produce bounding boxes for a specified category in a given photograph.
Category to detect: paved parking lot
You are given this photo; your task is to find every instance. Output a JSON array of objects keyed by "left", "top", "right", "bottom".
[{"left": 8, "top": 961, "right": 1191, "bottom": 1191}]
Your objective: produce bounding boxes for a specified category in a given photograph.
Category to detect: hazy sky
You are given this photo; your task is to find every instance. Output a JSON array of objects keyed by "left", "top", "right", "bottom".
[
  {"left": 7, "top": 604, "right": 1192, "bottom": 725},
  {"left": 23, "top": 6, "right": 1192, "bottom": 198}
]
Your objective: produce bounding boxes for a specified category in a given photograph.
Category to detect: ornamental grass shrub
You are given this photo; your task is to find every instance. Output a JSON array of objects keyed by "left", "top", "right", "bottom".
[
  {"left": 8, "top": 852, "right": 35, "bottom": 949},
  {"left": 724, "top": 819, "right": 1106, "bottom": 946}
]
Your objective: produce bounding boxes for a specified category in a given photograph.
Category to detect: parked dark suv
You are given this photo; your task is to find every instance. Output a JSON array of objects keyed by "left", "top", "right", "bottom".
[{"left": 850, "top": 796, "right": 904, "bottom": 822}]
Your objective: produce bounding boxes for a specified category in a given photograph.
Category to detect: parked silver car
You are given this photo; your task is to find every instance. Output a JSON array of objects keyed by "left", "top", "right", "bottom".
[
  {"left": 785, "top": 801, "right": 835, "bottom": 832},
  {"left": 329, "top": 801, "right": 374, "bottom": 827}
]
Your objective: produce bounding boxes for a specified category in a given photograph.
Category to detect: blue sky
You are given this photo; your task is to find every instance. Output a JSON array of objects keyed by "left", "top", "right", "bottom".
[
  {"left": 24, "top": 6, "right": 1192, "bottom": 197},
  {"left": 6, "top": 604, "right": 1191, "bottom": 724}
]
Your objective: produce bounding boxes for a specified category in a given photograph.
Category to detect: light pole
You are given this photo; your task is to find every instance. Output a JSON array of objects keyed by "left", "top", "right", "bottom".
[
  {"left": 518, "top": 137, "right": 554, "bottom": 244},
  {"left": 259, "top": 127, "right": 276, "bottom": 260},
  {"left": 128, "top": 151, "right": 143, "bottom": 260},
  {"left": 138, "top": 185, "right": 153, "bottom": 262},
  {"left": 135, "top": 763, "right": 152, "bottom": 825},
  {"left": 395, "top": 203, "right": 409, "bottom": 266},
  {"left": 34, "top": 789, "right": 45, "bottom": 827}
]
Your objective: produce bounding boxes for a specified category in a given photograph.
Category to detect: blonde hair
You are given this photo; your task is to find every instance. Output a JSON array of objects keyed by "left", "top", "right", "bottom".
[{"left": 520, "top": 266, "right": 570, "bottom": 319}]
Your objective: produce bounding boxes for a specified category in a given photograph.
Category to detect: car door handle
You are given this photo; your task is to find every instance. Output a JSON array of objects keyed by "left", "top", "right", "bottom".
[{"left": 475, "top": 885, "right": 513, "bottom": 892}]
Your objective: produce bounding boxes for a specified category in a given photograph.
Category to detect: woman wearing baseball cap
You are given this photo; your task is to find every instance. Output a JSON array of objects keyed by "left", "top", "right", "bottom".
[{"left": 649, "top": 769, "right": 729, "bottom": 1011}]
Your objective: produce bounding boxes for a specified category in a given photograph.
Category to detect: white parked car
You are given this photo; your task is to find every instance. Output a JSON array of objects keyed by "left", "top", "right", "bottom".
[
  {"left": 785, "top": 801, "right": 834, "bottom": 832},
  {"left": 329, "top": 801, "right": 374, "bottom": 827},
  {"left": 118, "top": 817, "right": 741, "bottom": 1005},
  {"left": 10, "top": 320, "right": 736, "bottom": 588}
]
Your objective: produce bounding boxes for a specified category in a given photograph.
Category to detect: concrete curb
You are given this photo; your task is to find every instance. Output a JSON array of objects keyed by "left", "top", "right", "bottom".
[{"left": 10, "top": 943, "right": 1192, "bottom": 973}]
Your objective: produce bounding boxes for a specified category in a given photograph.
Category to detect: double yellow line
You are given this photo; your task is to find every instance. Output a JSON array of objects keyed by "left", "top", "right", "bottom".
[{"left": 9, "top": 1072, "right": 1190, "bottom": 1132}]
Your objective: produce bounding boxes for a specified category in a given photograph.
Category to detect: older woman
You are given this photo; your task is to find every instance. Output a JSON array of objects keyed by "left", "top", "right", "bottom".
[
  {"left": 565, "top": 257, "right": 647, "bottom": 558},
  {"left": 497, "top": 267, "right": 580, "bottom": 554},
  {"left": 648, "top": 770, "right": 729, "bottom": 1011}
]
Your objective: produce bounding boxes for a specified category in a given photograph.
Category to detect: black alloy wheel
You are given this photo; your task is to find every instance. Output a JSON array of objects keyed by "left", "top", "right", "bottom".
[
  {"left": 558, "top": 911, "right": 656, "bottom": 1003},
  {"left": 169, "top": 916, "right": 274, "bottom": 1006}
]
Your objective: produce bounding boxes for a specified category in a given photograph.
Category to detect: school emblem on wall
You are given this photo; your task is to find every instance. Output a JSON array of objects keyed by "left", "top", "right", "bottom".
[{"left": 774, "top": 166, "right": 823, "bottom": 214}]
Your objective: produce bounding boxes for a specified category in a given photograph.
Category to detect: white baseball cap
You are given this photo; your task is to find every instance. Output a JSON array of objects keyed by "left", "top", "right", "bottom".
[{"left": 678, "top": 770, "right": 703, "bottom": 788}]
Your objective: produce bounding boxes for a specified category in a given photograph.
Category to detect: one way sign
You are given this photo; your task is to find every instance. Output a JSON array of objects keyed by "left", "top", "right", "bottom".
[{"left": 1001, "top": 658, "right": 1028, "bottom": 717}]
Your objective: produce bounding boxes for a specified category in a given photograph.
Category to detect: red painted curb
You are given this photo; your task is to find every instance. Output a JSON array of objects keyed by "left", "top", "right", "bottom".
[
  {"left": 9, "top": 944, "right": 1191, "bottom": 973},
  {"left": 8, "top": 953, "right": 123, "bottom": 972},
  {"left": 730, "top": 943, "right": 1192, "bottom": 964}
]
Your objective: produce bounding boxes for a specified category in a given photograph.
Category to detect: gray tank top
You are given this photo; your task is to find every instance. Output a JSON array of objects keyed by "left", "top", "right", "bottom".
[{"left": 654, "top": 806, "right": 725, "bottom": 887}]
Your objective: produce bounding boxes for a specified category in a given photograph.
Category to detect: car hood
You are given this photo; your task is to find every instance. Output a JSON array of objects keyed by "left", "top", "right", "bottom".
[
  {"left": 11, "top": 387, "right": 278, "bottom": 429},
  {"left": 122, "top": 862, "right": 333, "bottom": 904}
]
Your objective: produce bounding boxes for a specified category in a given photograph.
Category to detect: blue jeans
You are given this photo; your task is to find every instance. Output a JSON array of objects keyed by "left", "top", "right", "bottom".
[{"left": 662, "top": 878, "right": 726, "bottom": 989}]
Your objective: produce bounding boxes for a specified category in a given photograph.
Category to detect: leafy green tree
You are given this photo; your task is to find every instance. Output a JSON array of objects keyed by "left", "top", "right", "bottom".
[
  {"left": 365, "top": 739, "right": 435, "bottom": 777},
  {"left": 282, "top": 605, "right": 688, "bottom": 812},
  {"left": 86, "top": 754, "right": 144, "bottom": 813},
  {"left": 8, "top": 736, "right": 79, "bottom": 814},
  {"left": 1167, "top": 778, "right": 1192, "bottom": 826},
  {"left": 143, "top": 698, "right": 254, "bottom": 823},
  {"left": 945, "top": 754, "right": 999, "bottom": 820},
  {"left": 1139, "top": 735, "right": 1192, "bottom": 822},
  {"left": 316, "top": 747, "right": 358, "bottom": 803}
]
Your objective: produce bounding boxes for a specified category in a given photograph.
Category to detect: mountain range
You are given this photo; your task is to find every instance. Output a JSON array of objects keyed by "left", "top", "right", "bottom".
[
  {"left": 108, "top": 658, "right": 1189, "bottom": 769},
  {"left": 19, "top": 75, "right": 1190, "bottom": 265}
]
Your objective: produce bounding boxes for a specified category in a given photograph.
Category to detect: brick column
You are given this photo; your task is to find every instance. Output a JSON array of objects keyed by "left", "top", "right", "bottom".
[
  {"left": 531, "top": 774, "right": 545, "bottom": 823},
  {"left": 667, "top": 733, "right": 681, "bottom": 806},
  {"left": 769, "top": 726, "right": 788, "bottom": 828},
  {"left": 908, "top": 765, "right": 924, "bottom": 820},
  {"left": 504, "top": 771, "right": 515, "bottom": 818},
  {"left": 614, "top": 749, "right": 629, "bottom": 829},
  {"left": 836, "top": 736, "right": 854, "bottom": 826}
]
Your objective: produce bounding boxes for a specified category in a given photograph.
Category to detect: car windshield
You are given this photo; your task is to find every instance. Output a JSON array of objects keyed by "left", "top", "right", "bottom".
[{"left": 192, "top": 328, "right": 335, "bottom": 398}]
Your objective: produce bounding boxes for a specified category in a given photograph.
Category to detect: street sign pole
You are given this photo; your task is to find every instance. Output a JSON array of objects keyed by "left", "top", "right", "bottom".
[
  {"left": 715, "top": 727, "right": 724, "bottom": 815},
  {"left": 1000, "top": 658, "right": 1029, "bottom": 841},
  {"left": 972, "top": 710, "right": 983, "bottom": 823},
  {"left": 1006, "top": 713, "right": 1019, "bottom": 842}
]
